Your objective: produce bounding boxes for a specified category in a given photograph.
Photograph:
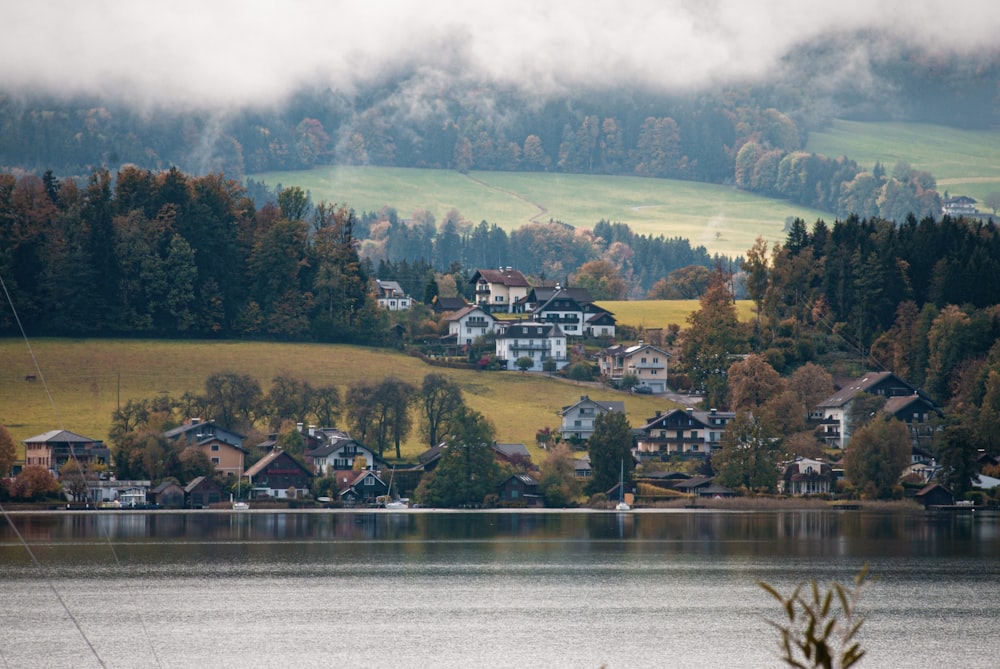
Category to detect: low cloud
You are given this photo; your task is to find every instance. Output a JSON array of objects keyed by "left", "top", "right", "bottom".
[{"left": 4, "top": 0, "right": 998, "bottom": 109}]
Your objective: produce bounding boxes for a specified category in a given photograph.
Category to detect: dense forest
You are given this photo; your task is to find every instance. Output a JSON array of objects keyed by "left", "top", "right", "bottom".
[{"left": 2, "top": 39, "right": 997, "bottom": 222}]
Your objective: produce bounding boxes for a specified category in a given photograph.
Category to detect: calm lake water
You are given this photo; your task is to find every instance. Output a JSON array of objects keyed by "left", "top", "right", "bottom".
[{"left": 1, "top": 509, "right": 998, "bottom": 669}]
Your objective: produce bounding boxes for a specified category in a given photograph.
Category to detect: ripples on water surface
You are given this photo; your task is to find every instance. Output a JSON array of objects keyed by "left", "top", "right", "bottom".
[{"left": 1, "top": 509, "right": 997, "bottom": 668}]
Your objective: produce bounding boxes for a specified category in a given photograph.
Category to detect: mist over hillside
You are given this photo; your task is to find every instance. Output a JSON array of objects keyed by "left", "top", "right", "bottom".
[{"left": 1, "top": 1, "right": 998, "bottom": 191}]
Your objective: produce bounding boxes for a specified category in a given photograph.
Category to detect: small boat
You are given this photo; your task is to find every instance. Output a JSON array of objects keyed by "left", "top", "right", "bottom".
[
  {"left": 615, "top": 460, "right": 630, "bottom": 511},
  {"left": 232, "top": 476, "right": 250, "bottom": 510},
  {"left": 382, "top": 466, "right": 408, "bottom": 509}
]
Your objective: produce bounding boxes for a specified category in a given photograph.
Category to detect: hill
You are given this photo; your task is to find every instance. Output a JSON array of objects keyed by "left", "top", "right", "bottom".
[
  {"left": 249, "top": 166, "right": 829, "bottom": 258},
  {"left": 805, "top": 120, "right": 1000, "bottom": 203},
  {"left": 0, "top": 339, "right": 675, "bottom": 461}
]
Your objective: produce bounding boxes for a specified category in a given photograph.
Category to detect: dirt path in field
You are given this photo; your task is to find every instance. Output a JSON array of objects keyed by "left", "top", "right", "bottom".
[{"left": 461, "top": 173, "right": 549, "bottom": 224}]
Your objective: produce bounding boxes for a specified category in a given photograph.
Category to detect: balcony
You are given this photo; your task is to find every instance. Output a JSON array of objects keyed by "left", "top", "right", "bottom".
[{"left": 509, "top": 343, "right": 552, "bottom": 352}]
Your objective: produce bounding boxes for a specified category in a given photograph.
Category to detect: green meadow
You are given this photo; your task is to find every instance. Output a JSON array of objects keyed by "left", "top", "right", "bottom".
[
  {"left": 253, "top": 120, "right": 1000, "bottom": 261},
  {"left": 805, "top": 119, "right": 1000, "bottom": 204},
  {"left": 251, "top": 166, "right": 829, "bottom": 258},
  {"left": 0, "top": 339, "right": 675, "bottom": 461}
]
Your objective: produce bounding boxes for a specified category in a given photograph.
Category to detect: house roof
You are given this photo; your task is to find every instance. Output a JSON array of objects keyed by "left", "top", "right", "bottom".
[
  {"left": 674, "top": 476, "right": 714, "bottom": 490},
  {"left": 376, "top": 279, "right": 406, "bottom": 297},
  {"left": 432, "top": 296, "right": 470, "bottom": 312},
  {"left": 560, "top": 395, "right": 625, "bottom": 416},
  {"left": 640, "top": 408, "right": 734, "bottom": 431},
  {"left": 623, "top": 342, "right": 671, "bottom": 358},
  {"left": 882, "top": 393, "right": 939, "bottom": 416},
  {"left": 816, "top": 372, "right": 914, "bottom": 408},
  {"left": 163, "top": 420, "right": 246, "bottom": 441},
  {"left": 444, "top": 304, "right": 494, "bottom": 322},
  {"left": 305, "top": 437, "right": 366, "bottom": 459},
  {"left": 526, "top": 286, "right": 594, "bottom": 305},
  {"left": 471, "top": 268, "right": 530, "bottom": 287},
  {"left": 499, "top": 321, "right": 564, "bottom": 339},
  {"left": 502, "top": 473, "right": 540, "bottom": 487},
  {"left": 151, "top": 480, "right": 183, "bottom": 494},
  {"left": 184, "top": 475, "right": 218, "bottom": 493},
  {"left": 244, "top": 449, "right": 313, "bottom": 478},
  {"left": 493, "top": 443, "right": 531, "bottom": 459},
  {"left": 915, "top": 482, "right": 953, "bottom": 498},
  {"left": 24, "top": 429, "right": 99, "bottom": 444}
]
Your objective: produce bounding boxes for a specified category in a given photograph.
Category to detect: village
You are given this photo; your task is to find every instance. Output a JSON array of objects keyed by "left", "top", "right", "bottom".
[{"left": 8, "top": 268, "right": 999, "bottom": 513}]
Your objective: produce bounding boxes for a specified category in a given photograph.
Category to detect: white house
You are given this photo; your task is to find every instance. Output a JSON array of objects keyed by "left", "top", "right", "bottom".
[
  {"left": 304, "top": 436, "right": 382, "bottom": 475},
  {"left": 521, "top": 286, "right": 617, "bottom": 339},
  {"left": 778, "top": 457, "right": 834, "bottom": 495},
  {"left": 375, "top": 280, "right": 413, "bottom": 311},
  {"left": 495, "top": 321, "right": 568, "bottom": 372},
  {"left": 814, "top": 372, "right": 924, "bottom": 449},
  {"left": 598, "top": 341, "right": 670, "bottom": 393},
  {"left": 470, "top": 268, "right": 531, "bottom": 313},
  {"left": 559, "top": 395, "right": 625, "bottom": 441},
  {"left": 445, "top": 305, "right": 497, "bottom": 346}
]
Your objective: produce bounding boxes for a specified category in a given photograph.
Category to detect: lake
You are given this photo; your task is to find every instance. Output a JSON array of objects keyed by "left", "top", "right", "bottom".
[{"left": 1, "top": 509, "right": 998, "bottom": 668}]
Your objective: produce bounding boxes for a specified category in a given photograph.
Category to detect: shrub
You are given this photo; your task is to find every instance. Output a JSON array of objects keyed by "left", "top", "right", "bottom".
[{"left": 759, "top": 566, "right": 872, "bottom": 669}]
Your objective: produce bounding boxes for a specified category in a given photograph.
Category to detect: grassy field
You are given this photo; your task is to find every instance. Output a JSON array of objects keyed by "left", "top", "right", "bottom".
[
  {"left": 251, "top": 166, "right": 829, "bottom": 258},
  {"left": 252, "top": 121, "right": 1000, "bottom": 260},
  {"left": 805, "top": 120, "right": 1000, "bottom": 203},
  {"left": 0, "top": 339, "right": 675, "bottom": 462},
  {"left": 599, "top": 299, "right": 755, "bottom": 329}
]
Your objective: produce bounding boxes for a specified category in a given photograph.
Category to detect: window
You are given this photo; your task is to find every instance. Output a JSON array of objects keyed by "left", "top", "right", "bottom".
[
  {"left": 211, "top": 444, "right": 220, "bottom": 451},
  {"left": 364, "top": 476, "right": 374, "bottom": 486},
  {"left": 211, "top": 457, "right": 220, "bottom": 464}
]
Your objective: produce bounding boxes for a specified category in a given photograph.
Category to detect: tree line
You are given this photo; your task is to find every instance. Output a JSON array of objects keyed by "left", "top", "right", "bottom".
[{"left": 0, "top": 168, "right": 382, "bottom": 341}]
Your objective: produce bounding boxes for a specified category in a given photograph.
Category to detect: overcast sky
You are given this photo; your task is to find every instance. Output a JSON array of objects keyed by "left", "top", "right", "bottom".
[{"left": 5, "top": 1, "right": 998, "bottom": 109}]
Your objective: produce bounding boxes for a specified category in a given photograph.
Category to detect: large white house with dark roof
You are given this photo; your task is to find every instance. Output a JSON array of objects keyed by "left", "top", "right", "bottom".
[
  {"left": 813, "top": 371, "right": 933, "bottom": 449},
  {"left": 470, "top": 268, "right": 531, "bottom": 313},
  {"left": 495, "top": 321, "right": 568, "bottom": 372}
]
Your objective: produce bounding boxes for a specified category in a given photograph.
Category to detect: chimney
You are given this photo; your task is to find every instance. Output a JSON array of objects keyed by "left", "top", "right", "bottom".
[
  {"left": 686, "top": 407, "right": 694, "bottom": 414},
  {"left": 297, "top": 422, "right": 304, "bottom": 433},
  {"left": 581, "top": 395, "right": 588, "bottom": 401},
  {"left": 189, "top": 417, "right": 201, "bottom": 425}
]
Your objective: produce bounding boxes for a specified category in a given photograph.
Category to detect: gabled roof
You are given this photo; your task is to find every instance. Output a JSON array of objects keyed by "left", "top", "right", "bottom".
[
  {"left": 674, "top": 476, "right": 714, "bottom": 490},
  {"left": 501, "top": 473, "right": 540, "bottom": 487},
  {"left": 526, "top": 286, "right": 594, "bottom": 305},
  {"left": 163, "top": 420, "right": 245, "bottom": 441},
  {"left": 24, "top": 429, "right": 99, "bottom": 444},
  {"left": 499, "top": 321, "right": 564, "bottom": 338},
  {"left": 305, "top": 437, "right": 368, "bottom": 459},
  {"left": 817, "top": 372, "right": 916, "bottom": 409},
  {"left": 184, "top": 475, "right": 218, "bottom": 493},
  {"left": 641, "top": 408, "right": 732, "bottom": 431},
  {"left": 444, "top": 304, "right": 495, "bottom": 322},
  {"left": 151, "top": 480, "right": 183, "bottom": 494},
  {"left": 376, "top": 279, "right": 406, "bottom": 297},
  {"left": 471, "top": 268, "right": 530, "bottom": 287},
  {"left": 244, "top": 449, "right": 313, "bottom": 478},
  {"left": 623, "top": 342, "right": 670, "bottom": 358},
  {"left": 432, "top": 296, "right": 470, "bottom": 312},
  {"left": 882, "top": 393, "right": 940, "bottom": 416},
  {"left": 493, "top": 443, "right": 531, "bottom": 459},
  {"left": 560, "top": 395, "right": 625, "bottom": 416},
  {"left": 585, "top": 311, "right": 617, "bottom": 326}
]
